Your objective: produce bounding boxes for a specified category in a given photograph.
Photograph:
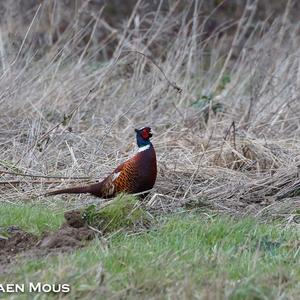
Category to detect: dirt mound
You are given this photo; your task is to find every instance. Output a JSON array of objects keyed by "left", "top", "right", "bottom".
[
  {"left": 0, "top": 227, "right": 39, "bottom": 264},
  {"left": 0, "top": 212, "right": 95, "bottom": 273},
  {"left": 64, "top": 210, "right": 86, "bottom": 228},
  {"left": 39, "top": 223, "right": 94, "bottom": 249}
]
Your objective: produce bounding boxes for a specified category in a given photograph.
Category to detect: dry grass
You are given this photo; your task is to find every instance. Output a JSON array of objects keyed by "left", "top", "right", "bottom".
[{"left": 0, "top": 1, "right": 300, "bottom": 223}]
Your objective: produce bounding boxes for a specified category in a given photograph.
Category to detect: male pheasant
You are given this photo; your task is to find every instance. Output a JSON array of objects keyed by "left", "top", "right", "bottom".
[{"left": 46, "top": 127, "right": 157, "bottom": 198}]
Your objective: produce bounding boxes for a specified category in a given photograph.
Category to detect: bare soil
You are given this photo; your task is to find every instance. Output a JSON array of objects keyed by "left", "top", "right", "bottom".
[{"left": 0, "top": 211, "right": 95, "bottom": 274}]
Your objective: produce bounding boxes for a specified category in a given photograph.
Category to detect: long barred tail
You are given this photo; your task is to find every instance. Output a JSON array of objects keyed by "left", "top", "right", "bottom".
[{"left": 45, "top": 185, "right": 92, "bottom": 196}]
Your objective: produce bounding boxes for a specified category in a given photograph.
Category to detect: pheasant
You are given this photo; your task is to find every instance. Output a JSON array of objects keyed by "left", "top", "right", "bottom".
[{"left": 46, "top": 127, "right": 157, "bottom": 198}]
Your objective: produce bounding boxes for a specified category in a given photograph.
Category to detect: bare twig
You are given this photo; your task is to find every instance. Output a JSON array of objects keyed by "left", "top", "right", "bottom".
[
  {"left": 0, "top": 170, "right": 90, "bottom": 180},
  {"left": 125, "top": 50, "right": 182, "bottom": 93}
]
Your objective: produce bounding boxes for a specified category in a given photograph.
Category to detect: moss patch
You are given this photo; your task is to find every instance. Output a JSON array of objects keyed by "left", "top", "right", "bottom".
[{"left": 83, "top": 194, "right": 152, "bottom": 234}]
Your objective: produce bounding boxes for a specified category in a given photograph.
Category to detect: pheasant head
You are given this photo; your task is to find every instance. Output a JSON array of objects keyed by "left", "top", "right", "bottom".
[{"left": 135, "top": 127, "right": 153, "bottom": 149}]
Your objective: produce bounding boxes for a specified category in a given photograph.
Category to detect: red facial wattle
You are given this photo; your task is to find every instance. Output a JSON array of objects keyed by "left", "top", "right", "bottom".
[{"left": 141, "top": 129, "right": 149, "bottom": 139}]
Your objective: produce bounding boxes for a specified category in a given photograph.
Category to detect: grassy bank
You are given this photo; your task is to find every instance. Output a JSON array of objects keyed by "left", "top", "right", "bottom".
[
  {"left": 1, "top": 205, "right": 299, "bottom": 299},
  {"left": 0, "top": 203, "right": 64, "bottom": 235}
]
